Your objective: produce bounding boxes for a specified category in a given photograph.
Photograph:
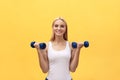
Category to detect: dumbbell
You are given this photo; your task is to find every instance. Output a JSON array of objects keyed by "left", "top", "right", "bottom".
[
  {"left": 30, "top": 41, "right": 46, "bottom": 49},
  {"left": 72, "top": 41, "right": 89, "bottom": 48}
]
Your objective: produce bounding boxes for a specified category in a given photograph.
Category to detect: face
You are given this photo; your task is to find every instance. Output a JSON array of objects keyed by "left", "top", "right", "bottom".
[{"left": 53, "top": 19, "right": 66, "bottom": 37}]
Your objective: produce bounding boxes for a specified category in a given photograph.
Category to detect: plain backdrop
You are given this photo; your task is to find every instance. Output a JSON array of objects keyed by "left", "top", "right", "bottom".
[{"left": 0, "top": 0, "right": 120, "bottom": 80}]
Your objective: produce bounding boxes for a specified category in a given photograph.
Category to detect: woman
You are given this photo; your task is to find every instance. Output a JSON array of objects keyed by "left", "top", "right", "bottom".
[{"left": 34, "top": 17, "right": 83, "bottom": 80}]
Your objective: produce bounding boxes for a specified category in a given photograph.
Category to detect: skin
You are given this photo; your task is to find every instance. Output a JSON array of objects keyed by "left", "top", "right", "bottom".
[{"left": 34, "top": 19, "right": 84, "bottom": 73}]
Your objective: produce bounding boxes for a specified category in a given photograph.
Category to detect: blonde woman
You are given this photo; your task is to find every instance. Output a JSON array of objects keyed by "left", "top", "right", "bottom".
[{"left": 34, "top": 17, "right": 83, "bottom": 80}]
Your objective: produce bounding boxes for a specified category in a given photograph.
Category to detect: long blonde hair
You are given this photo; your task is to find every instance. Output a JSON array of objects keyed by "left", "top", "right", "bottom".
[{"left": 50, "top": 17, "right": 68, "bottom": 41}]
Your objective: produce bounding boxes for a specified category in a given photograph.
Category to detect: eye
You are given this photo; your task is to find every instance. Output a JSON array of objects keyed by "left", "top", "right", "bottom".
[
  {"left": 54, "top": 24, "right": 58, "bottom": 27},
  {"left": 60, "top": 25, "right": 65, "bottom": 28}
]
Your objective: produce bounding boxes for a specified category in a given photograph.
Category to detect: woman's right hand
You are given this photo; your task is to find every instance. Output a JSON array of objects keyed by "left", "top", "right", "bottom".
[{"left": 34, "top": 42, "right": 40, "bottom": 49}]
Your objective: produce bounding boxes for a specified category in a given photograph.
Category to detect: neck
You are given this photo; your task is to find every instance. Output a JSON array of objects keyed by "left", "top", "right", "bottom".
[{"left": 54, "top": 35, "right": 66, "bottom": 43}]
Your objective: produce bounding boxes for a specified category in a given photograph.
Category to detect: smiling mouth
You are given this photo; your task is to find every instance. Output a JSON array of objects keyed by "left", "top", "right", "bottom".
[{"left": 56, "top": 31, "right": 62, "bottom": 34}]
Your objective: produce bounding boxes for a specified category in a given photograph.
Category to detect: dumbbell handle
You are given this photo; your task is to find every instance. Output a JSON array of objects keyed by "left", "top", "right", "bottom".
[
  {"left": 72, "top": 41, "right": 89, "bottom": 48},
  {"left": 30, "top": 41, "right": 46, "bottom": 49}
]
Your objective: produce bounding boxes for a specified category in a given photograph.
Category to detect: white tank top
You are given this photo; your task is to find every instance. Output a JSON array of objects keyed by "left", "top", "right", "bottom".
[{"left": 47, "top": 41, "right": 72, "bottom": 80}]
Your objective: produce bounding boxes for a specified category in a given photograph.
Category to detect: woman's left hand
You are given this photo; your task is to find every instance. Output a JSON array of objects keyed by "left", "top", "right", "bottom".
[{"left": 77, "top": 42, "right": 84, "bottom": 49}]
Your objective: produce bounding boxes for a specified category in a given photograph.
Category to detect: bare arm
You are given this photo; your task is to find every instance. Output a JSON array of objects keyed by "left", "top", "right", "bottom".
[
  {"left": 69, "top": 42, "right": 83, "bottom": 72},
  {"left": 34, "top": 42, "right": 49, "bottom": 73}
]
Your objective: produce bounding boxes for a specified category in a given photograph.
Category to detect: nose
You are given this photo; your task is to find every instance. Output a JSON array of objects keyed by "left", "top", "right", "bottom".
[{"left": 57, "top": 26, "right": 61, "bottom": 30}]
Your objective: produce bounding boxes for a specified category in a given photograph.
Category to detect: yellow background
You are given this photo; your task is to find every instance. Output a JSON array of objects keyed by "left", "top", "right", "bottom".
[{"left": 0, "top": 0, "right": 120, "bottom": 80}]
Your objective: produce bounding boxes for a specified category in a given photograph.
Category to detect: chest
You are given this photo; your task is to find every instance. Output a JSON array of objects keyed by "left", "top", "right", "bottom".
[
  {"left": 52, "top": 44, "right": 66, "bottom": 51},
  {"left": 48, "top": 44, "right": 71, "bottom": 62},
  {"left": 48, "top": 48, "right": 71, "bottom": 63}
]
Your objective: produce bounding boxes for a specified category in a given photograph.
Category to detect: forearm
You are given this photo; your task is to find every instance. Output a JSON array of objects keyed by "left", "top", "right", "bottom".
[
  {"left": 36, "top": 49, "right": 49, "bottom": 73},
  {"left": 70, "top": 48, "right": 81, "bottom": 72}
]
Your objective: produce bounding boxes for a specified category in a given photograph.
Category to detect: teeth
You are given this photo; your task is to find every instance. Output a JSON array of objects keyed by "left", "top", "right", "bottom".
[{"left": 56, "top": 31, "right": 61, "bottom": 33}]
